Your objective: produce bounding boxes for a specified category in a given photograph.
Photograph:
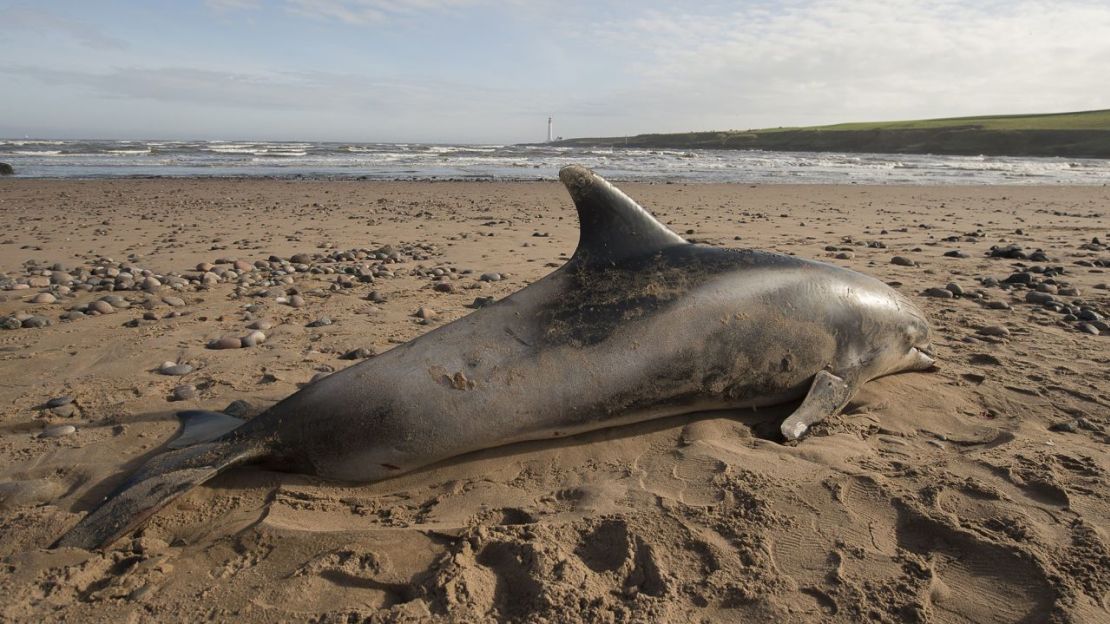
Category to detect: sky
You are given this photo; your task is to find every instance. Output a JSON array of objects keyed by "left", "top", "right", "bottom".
[{"left": 1, "top": 0, "right": 1108, "bottom": 143}]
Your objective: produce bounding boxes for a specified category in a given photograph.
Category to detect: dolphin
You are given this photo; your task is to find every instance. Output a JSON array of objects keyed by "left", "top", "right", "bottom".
[{"left": 54, "top": 165, "right": 935, "bottom": 550}]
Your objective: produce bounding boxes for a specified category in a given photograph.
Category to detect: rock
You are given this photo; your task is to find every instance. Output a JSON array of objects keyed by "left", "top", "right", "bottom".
[
  {"left": 367, "top": 291, "right": 386, "bottom": 303},
  {"left": 433, "top": 282, "right": 455, "bottom": 293},
  {"left": 480, "top": 272, "right": 502, "bottom": 282},
  {"left": 943, "top": 250, "right": 970, "bottom": 258},
  {"left": 46, "top": 396, "right": 74, "bottom": 408},
  {"left": 22, "top": 316, "right": 51, "bottom": 328},
  {"left": 471, "top": 296, "right": 495, "bottom": 308},
  {"left": 416, "top": 306, "right": 437, "bottom": 321},
  {"left": 159, "top": 362, "right": 193, "bottom": 376},
  {"left": 945, "top": 282, "right": 964, "bottom": 296},
  {"left": 977, "top": 325, "right": 1010, "bottom": 337},
  {"left": 61, "top": 310, "right": 85, "bottom": 321},
  {"left": 242, "top": 330, "right": 266, "bottom": 347},
  {"left": 1058, "top": 287, "right": 1080, "bottom": 297},
  {"left": 923, "top": 287, "right": 953, "bottom": 298},
  {"left": 162, "top": 296, "right": 186, "bottom": 307},
  {"left": 51, "top": 403, "right": 76, "bottom": 418},
  {"left": 140, "top": 276, "right": 162, "bottom": 291},
  {"left": 988, "top": 244, "right": 1026, "bottom": 259},
  {"left": 223, "top": 400, "right": 251, "bottom": 418},
  {"left": 1025, "top": 291, "right": 1055, "bottom": 304},
  {"left": 196, "top": 262, "right": 215, "bottom": 272},
  {"left": 834, "top": 251, "right": 854, "bottom": 260},
  {"left": 171, "top": 384, "right": 196, "bottom": 401},
  {"left": 291, "top": 253, "right": 313, "bottom": 264},
  {"left": 31, "top": 293, "right": 56, "bottom": 304},
  {"left": 233, "top": 260, "right": 253, "bottom": 272},
  {"left": 891, "top": 256, "right": 916, "bottom": 267},
  {"left": 89, "top": 300, "right": 115, "bottom": 314},
  {"left": 306, "top": 317, "right": 332, "bottom": 328},
  {"left": 1, "top": 316, "right": 21, "bottom": 330},
  {"left": 247, "top": 320, "right": 272, "bottom": 330},
  {"left": 39, "top": 424, "right": 76, "bottom": 438},
  {"left": 0, "top": 162, "right": 13, "bottom": 175},
  {"left": 1075, "top": 322, "right": 1102, "bottom": 335},
  {"left": 340, "top": 347, "right": 375, "bottom": 360},
  {"left": 986, "top": 300, "right": 1011, "bottom": 310},
  {"left": 289, "top": 295, "right": 305, "bottom": 308},
  {"left": 208, "top": 335, "right": 243, "bottom": 350},
  {"left": 1049, "top": 420, "right": 1078, "bottom": 433}
]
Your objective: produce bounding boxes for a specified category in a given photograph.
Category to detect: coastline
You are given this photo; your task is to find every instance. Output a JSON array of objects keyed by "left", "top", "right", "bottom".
[{"left": 1, "top": 179, "right": 1108, "bottom": 622}]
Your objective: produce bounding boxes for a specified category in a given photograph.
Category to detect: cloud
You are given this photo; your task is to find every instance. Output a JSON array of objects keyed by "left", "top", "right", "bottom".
[
  {"left": 205, "top": 0, "right": 486, "bottom": 24},
  {"left": 205, "top": 0, "right": 263, "bottom": 11},
  {"left": 0, "top": 6, "right": 127, "bottom": 50},
  {"left": 573, "top": 0, "right": 1110, "bottom": 130}
]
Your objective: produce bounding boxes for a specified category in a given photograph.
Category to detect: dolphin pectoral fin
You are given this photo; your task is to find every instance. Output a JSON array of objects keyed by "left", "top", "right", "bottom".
[
  {"left": 559, "top": 165, "right": 687, "bottom": 265},
  {"left": 780, "top": 370, "right": 855, "bottom": 442},
  {"left": 168, "top": 410, "right": 246, "bottom": 449},
  {"left": 53, "top": 441, "right": 260, "bottom": 551}
]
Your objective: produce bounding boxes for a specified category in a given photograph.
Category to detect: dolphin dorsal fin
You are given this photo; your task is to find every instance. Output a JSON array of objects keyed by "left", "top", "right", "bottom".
[{"left": 559, "top": 165, "right": 687, "bottom": 265}]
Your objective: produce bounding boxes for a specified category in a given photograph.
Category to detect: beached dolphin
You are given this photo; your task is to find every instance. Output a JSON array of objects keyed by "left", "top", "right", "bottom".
[{"left": 55, "top": 165, "right": 935, "bottom": 550}]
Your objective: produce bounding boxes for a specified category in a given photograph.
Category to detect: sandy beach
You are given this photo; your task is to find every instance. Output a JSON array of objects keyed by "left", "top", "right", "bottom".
[{"left": 0, "top": 178, "right": 1107, "bottom": 623}]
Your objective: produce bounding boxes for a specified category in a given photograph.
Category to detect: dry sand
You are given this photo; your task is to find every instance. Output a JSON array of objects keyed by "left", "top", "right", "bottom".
[{"left": 0, "top": 178, "right": 1107, "bottom": 623}]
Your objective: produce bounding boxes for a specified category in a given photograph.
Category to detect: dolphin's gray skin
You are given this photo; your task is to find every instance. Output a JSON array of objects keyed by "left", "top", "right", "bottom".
[{"left": 55, "top": 165, "right": 934, "bottom": 550}]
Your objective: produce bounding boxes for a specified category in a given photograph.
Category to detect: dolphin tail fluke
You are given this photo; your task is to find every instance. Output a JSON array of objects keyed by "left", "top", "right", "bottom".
[{"left": 52, "top": 440, "right": 263, "bottom": 551}]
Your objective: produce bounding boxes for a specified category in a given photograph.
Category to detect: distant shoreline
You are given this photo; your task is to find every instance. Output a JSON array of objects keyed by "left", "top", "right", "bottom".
[{"left": 549, "top": 109, "right": 1110, "bottom": 159}]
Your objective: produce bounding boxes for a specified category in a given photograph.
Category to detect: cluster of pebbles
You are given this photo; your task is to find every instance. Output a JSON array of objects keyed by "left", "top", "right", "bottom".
[
  {"left": 1, "top": 241, "right": 508, "bottom": 332},
  {"left": 912, "top": 238, "right": 1109, "bottom": 336}
]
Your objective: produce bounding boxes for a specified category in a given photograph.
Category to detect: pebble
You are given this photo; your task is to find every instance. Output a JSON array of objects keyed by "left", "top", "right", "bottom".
[
  {"left": 945, "top": 282, "right": 964, "bottom": 296},
  {"left": 233, "top": 260, "right": 253, "bottom": 272},
  {"left": 289, "top": 295, "right": 306, "bottom": 308},
  {"left": 1075, "top": 322, "right": 1101, "bottom": 335},
  {"left": 140, "top": 276, "right": 162, "bottom": 291},
  {"left": 22, "top": 316, "right": 51, "bottom": 328},
  {"left": 1025, "top": 291, "right": 1055, "bottom": 304},
  {"left": 943, "top": 250, "right": 970, "bottom": 258},
  {"left": 923, "top": 287, "right": 953, "bottom": 298},
  {"left": 367, "top": 291, "right": 387, "bottom": 303},
  {"left": 977, "top": 325, "right": 1010, "bottom": 337},
  {"left": 242, "top": 330, "right": 267, "bottom": 347},
  {"left": 985, "top": 300, "right": 1011, "bottom": 310},
  {"left": 891, "top": 256, "right": 916, "bottom": 267},
  {"left": 340, "top": 347, "right": 375, "bottom": 360},
  {"left": 309, "top": 372, "right": 330, "bottom": 384},
  {"left": 223, "top": 400, "right": 251, "bottom": 418},
  {"left": 416, "top": 306, "right": 437, "bottom": 321},
  {"left": 159, "top": 362, "right": 193, "bottom": 376},
  {"left": 171, "top": 384, "right": 196, "bottom": 401},
  {"left": 208, "top": 336, "right": 243, "bottom": 349},
  {"left": 1, "top": 317, "right": 22, "bottom": 330},
  {"left": 46, "top": 395, "right": 74, "bottom": 408},
  {"left": 307, "top": 317, "right": 332, "bottom": 328},
  {"left": 31, "top": 293, "right": 56, "bottom": 304},
  {"left": 89, "top": 300, "right": 115, "bottom": 314},
  {"left": 480, "top": 272, "right": 502, "bottom": 282},
  {"left": 51, "top": 404, "right": 77, "bottom": 418},
  {"left": 471, "top": 296, "right": 495, "bottom": 308},
  {"left": 39, "top": 424, "right": 76, "bottom": 438},
  {"left": 162, "top": 296, "right": 186, "bottom": 307},
  {"left": 834, "top": 251, "right": 854, "bottom": 260},
  {"left": 247, "top": 320, "right": 272, "bottom": 330}
]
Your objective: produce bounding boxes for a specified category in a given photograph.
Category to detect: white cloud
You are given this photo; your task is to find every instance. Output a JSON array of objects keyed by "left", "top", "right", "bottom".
[
  {"left": 206, "top": 0, "right": 487, "bottom": 24},
  {"left": 576, "top": 0, "right": 1110, "bottom": 131},
  {"left": 0, "top": 6, "right": 127, "bottom": 50}
]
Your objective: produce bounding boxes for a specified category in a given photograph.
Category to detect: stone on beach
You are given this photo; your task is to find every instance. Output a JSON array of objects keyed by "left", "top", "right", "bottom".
[{"left": 208, "top": 336, "right": 243, "bottom": 349}]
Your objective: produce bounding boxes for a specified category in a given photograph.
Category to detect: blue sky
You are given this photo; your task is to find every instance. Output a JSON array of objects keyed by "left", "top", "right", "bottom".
[{"left": 2, "top": 0, "right": 1108, "bottom": 143}]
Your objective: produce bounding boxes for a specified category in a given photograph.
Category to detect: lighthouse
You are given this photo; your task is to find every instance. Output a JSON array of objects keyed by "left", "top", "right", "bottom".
[{"left": 547, "top": 116, "right": 553, "bottom": 143}]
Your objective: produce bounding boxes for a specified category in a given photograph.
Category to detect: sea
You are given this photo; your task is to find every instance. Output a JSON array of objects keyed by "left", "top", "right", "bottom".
[{"left": 2, "top": 139, "right": 1109, "bottom": 185}]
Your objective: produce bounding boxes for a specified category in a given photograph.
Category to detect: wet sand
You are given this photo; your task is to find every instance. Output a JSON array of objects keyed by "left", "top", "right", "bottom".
[{"left": 0, "top": 178, "right": 1108, "bottom": 622}]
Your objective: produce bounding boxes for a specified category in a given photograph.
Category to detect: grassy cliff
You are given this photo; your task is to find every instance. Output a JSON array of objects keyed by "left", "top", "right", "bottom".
[{"left": 552, "top": 109, "right": 1110, "bottom": 158}]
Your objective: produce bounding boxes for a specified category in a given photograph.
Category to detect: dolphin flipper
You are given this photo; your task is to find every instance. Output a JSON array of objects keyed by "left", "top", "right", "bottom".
[
  {"left": 169, "top": 410, "right": 246, "bottom": 449},
  {"left": 53, "top": 441, "right": 262, "bottom": 550},
  {"left": 780, "top": 370, "right": 855, "bottom": 441}
]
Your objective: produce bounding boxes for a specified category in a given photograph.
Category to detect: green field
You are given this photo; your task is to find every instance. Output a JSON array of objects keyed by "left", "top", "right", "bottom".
[{"left": 552, "top": 109, "right": 1110, "bottom": 158}]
